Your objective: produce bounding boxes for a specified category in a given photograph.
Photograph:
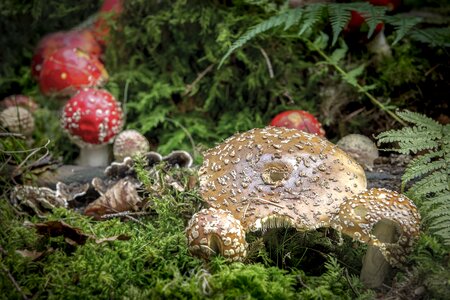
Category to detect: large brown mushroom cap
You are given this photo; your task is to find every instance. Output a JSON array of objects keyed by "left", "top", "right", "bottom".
[
  {"left": 331, "top": 188, "right": 420, "bottom": 267},
  {"left": 199, "top": 126, "right": 367, "bottom": 231}
]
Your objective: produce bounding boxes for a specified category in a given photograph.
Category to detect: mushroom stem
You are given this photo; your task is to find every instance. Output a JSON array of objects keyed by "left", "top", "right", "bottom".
[
  {"left": 360, "top": 219, "right": 398, "bottom": 288},
  {"left": 367, "top": 30, "right": 392, "bottom": 58},
  {"left": 77, "top": 145, "right": 110, "bottom": 167}
]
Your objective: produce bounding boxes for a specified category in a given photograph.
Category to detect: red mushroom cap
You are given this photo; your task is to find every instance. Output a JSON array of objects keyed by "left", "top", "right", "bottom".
[
  {"left": 1, "top": 95, "right": 38, "bottom": 113},
  {"left": 93, "top": 0, "right": 123, "bottom": 46},
  {"left": 32, "top": 30, "right": 102, "bottom": 79},
  {"left": 269, "top": 110, "right": 326, "bottom": 137},
  {"left": 346, "top": 10, "right": 384, "bottom": 36},
  {"left": 39, "top": 48, "right": 108, "bottom": 97},
  {"left": 62, "top": 88, "right": 123, "bottom": 146}
]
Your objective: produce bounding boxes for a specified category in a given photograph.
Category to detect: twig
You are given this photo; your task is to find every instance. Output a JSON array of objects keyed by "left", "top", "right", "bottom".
[
  {"left": 101, "top": 211, "right": 154, "bottom": 219},
  {"left": 183, "top": 64, "right": 214, "bottom": 97},
  {"left": 12, "top": 141, "right": 51, "bottom": 178},
  {"left": 259, "top": 47, "right": 274, "bottom": 79},
  {"left": 164, "top": 117, "right": 199, "bottom": 161},
  {"left": 344, "top": 268, "right": 359, "bottom": 297}
]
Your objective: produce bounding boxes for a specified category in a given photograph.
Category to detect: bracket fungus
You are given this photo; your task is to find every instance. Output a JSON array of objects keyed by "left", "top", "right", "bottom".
[{"left": 186, "top": 127, "right": 420, "bottom": 281}]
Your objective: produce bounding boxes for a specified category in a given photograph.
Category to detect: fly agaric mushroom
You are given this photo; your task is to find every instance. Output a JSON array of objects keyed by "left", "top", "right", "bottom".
[
  {"left": 113, "top": 129, "right": 150, "bottom": 162},
  {"left": 32, "top": 29, "right": 102, "bottom": 80},
  {"left": 1, "top": 95, "right": 38, "bottom": 113},
  {"left": 39, "top": 48, "right": 108, "bottom": 97},
  {"left": 345, "top": 10, "right": 391, "bottom": 58},
  {"left": 0, "top": 106, "right": 35, "bottom": 136},
  {"left": 337, "top": 134, "right": 379, "bottom": 171},
  {"left": 186, "top": 208, "right": 248, "bottom": 261},
  {"left": 269, "top": 110, "right": 326, "bottom": 137},
  {"left": 187, "top": 126, "right": 367, "bottom": 260},
  {"left": 62, "top": 88, "right": 123, "bottom": 167},
  {"left": 187, "top": 126, "right": 420, "bottom": 276}
]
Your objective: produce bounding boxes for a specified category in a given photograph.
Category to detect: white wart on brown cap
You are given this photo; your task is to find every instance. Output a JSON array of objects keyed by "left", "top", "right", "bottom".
[
  {"left": 331, "top": 188, "right": 420, "bottom": 266},
  {"left": 199, "top": 126, "right": 367, "bottom": 232},
  {"left": 0, "top": 106, "right": 35, "bottom": 136},
  {"left": 113, "top": 129, "right": 150, "bottom": 162},
  {"left": 186, "top": 208, "right": 247, "bottom": 261}
]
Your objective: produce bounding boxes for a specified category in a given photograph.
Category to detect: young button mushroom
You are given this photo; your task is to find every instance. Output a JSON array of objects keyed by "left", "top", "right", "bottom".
[
  {"left": 337, "top": 134, "right": 379, "bottom": 171},
  {"left": 113, "top": 129, "right": 150, "bottom": 162},
  {"left": 187, "top": 126, "right": 367, "bottom": 260},
  {"left": 39, "top": 48, "right": 108, "bottom": 97},
  {"left": 269, "top": 110, "right": 326, "bottom": 137},
  {"left": 186, "top": 208, "right": 248, "bottom": 261},
  {"left": 32, "top": 29, "right": 102, "bottom": 80},
  {"left": 0, "top": 106, "right": 35, "bottom": 136},
  {"left": 331, "top": 188, "right": 420, "bottom": 287},
  {"left": 62, "top": 88, "right": 123, "bottom": 167}
]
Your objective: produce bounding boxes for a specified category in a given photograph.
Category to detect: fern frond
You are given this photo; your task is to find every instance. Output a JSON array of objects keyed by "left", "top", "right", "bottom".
[
  {"left": 384, "top": 15, "right": 422, "bottom": 45},
  {"left": 396, "top": 110, "right": 442, "bottom": 131},
  {"left": 409, "top": 170, "right": 448, "bottom": 197},
  {"left": 219, "top": 8, "right": 302, "bottom": 67},
  {"left": 402, "top": 157, "right": 446, "bottom": 186},
  {"left": 328, "top": 4, "right": 352, "bottom": 45},
  {"left": 356, "top": 3, "right": 387, "bottom": 38},
  {"left": 342, "top": 64, "right": 365, "bottom": 89},
  {"left": 410, "top": 27, "right": 450, "bottom": 48},
  {"left": 298, "top": 4, "right": 325, "bottom": 35},
  {"left": 377, "top": 111, "right": 450, "bottom": 245}
]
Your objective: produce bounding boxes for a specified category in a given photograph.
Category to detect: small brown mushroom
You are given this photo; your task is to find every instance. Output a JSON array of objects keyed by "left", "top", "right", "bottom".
[
  {"left": 113, "top": 129, "right": 150, "bottom": 162},
  {"left": 186, "top": 208, "right": 248, "bottom": 261},
  {"left": 331, "top": 188, "right": 420, "bottom": 287},
  {"left": 0, "top": 106, "right": 35, "bottom": 136},
  {"left": 337, "top": 134, "right": 379, "bottom": 171}
]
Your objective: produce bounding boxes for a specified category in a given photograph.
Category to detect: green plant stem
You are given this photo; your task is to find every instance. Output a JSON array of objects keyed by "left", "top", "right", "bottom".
[{"left": 306, "top": 39, "right": 407, "bottom": 127}]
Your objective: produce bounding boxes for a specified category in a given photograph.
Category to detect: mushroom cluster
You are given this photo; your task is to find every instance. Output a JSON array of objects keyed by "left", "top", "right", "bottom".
[{"left": 186, "top": 127, "right": 420, "bottom": 271}]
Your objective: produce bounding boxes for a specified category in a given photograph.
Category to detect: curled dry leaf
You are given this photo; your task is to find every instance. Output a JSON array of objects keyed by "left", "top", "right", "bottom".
[
  {"left": 30, "top": 220, "right": 91, "bottom": 245},
  {"left": 15, "top": 249, "right": 46, "bottom": 260},
  {"left": 94, "top": 234, "right": 131, "bottom": 244},
  {"left": 85, "top": 178, "right": 142, "bottom": 219}
]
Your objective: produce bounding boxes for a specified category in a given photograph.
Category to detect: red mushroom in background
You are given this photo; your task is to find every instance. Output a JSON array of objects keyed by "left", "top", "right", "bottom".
[
  {"left": 62, "top": 88, "right": 123, "bottom": 167},
  {"left": 39, "top": 48, "right": 108, "bottom": 97},
  {"left": 93, "top": 0, "right": 123, "bottom": 46},
  {"left": 269, "top": 110, "right": 326, "bottom": 137},
  {"left": 32, "top": 30, "right": 102, "bottom": 79}
]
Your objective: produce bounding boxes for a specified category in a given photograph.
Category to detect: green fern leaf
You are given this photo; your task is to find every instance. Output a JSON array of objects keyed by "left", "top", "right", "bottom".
[
  {"left": 283, "top": 7, "right": 303, "bottom": 30},
  {"left": 219, "top": 11, "right": 291, "bottom": 67},
  {"left": 329, "top": 41, "right": 348, "bottom": 65},
  {"left": 410, "top": 170, "right": 448, "bottom": 197},
  {"left": 357, "top": 3, "right": 387, "bottom": 38},
  {"left": 402, "top": 158, "right": 446, "bottom": 186},
  {"left": 396, "top": 110, "right": 442, "bottom": 131},
  {"left": 298, "top": 4, "right": 325, "bottom": 35},
  {"left": 328, "top": 4, "right": 352, "bottom": 45},
  {"left": 342, "top": 64, "right": 365, "bottom": 89},
  {"left": 384, "top": 15, "right": 422, "bottom": 45},
  {"left": 410, "top": 27, "right": 450, "bottom": 48}
]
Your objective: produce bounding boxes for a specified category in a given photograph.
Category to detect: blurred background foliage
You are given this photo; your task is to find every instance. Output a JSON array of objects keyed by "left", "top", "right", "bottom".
[{"left": 1, "top": 0, "right": 448, "bottom": 163}]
